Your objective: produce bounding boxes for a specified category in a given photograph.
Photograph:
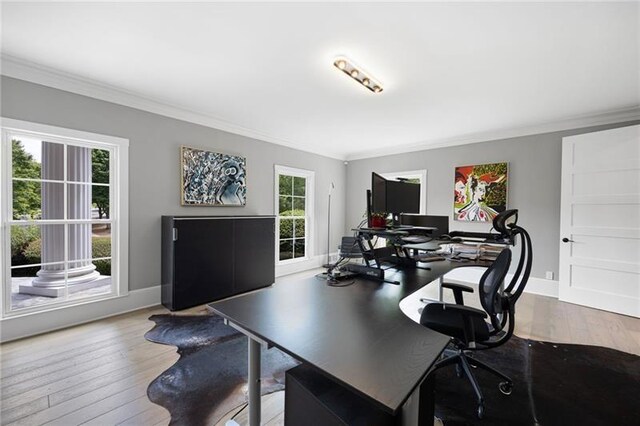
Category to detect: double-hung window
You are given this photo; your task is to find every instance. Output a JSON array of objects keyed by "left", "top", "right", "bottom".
[
  {"left": 1, "top": 118, "right": 128, "bottom": 317},
  {"left": 275, "top": 165, "right": 314, "bottom": 263}
]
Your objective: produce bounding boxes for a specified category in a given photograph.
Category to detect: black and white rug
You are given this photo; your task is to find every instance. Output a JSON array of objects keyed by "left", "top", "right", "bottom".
[
  {"left": 145, "top": 313, "right": 298, "bottom": 426},
  {"left": 145, "top": 313, "right": 640, "bottom": 425},
  {"left": 435, "top": 337, "right": 640, "bottom": 425}
]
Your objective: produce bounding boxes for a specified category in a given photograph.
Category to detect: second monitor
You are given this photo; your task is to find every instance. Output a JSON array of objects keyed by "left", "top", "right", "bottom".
[
  {"left": 371, "top": 172, "right": 420, "bottom": 220},
  {"left": 400, "top": 214, "right": 449, "bottom": 238}
]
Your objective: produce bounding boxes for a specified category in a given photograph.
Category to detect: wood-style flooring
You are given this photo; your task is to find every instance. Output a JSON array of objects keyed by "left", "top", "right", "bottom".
[{"left": 1, "top": 270, "right": 639, "bottom": 425}]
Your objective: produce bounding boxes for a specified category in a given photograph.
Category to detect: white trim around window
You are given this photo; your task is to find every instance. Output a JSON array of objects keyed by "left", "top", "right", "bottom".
[
  {"left": 0, "top": 117, "right": 129, "bottom": 320},
  {"left": 274, "top": 165, "right": 315, "bottom": 266}
]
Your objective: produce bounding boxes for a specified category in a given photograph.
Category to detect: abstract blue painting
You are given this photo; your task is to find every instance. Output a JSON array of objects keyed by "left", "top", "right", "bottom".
[{"left": 181, "top": 146, "right": 246, "bottom": 206}]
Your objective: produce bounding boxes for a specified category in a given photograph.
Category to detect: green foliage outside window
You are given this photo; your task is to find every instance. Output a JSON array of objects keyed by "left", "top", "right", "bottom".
[
  {"left": 12, "top": 140, "right": 42, "bottom": 219},
  {"left": 293, "top": 177, "right": 305, "bottom": 196},
  {"left": 11, "top": 225, "right": 40, "bottom": 259},
  {"left": 92, "top": 149, "right": 110, "bottom": 219},
  {"left": 278, "top": 172, "right": 307, "bottom": 261},
  {"left": 279, "top": 210, "right": 305, "bottom": 238},
  {"left": 21, "top": 236, "right": 111, "bottom": 276}
]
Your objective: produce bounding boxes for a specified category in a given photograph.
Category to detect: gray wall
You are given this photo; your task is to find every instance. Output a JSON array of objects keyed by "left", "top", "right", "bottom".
[
  {"left": 346, "top": 121, "right": 639, "bottom": 280},
  {"left": 2, "top": 76, "right": 346, "bottom": 290},
  {"left": 4, "top": 75, "right": 638, "bottom": 286}
]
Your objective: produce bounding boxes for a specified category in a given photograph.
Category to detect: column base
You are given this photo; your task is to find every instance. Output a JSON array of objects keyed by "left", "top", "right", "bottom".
[
  {"left": 32, "top": 264, "right": 100, "bottom": 287},
  {"left": 19, "top": 275, "right": 111, "bottom": 297},
  {"left": 19, "top": 264, "right": 104, "bottom": 297}
]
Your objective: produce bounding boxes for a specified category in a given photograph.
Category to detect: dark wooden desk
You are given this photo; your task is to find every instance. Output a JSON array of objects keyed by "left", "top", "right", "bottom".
[{"left": 209, "top": 260, "right": 492, "bottom": 425}]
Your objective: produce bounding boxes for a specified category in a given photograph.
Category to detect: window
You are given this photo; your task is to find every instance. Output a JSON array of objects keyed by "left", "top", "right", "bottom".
[
  {"left": 275, "top": 165, "right": 314, "bottom": 263},
  {"left": 1, "top": 118, "right": 128, "bottom": 317}
]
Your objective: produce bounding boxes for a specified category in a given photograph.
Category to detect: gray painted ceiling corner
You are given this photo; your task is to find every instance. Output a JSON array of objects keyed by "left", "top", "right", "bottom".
[{"left": 1, "top": 2, "right": 639, "bottom": 159}]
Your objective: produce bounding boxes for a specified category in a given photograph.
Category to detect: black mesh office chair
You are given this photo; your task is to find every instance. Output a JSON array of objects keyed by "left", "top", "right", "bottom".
[{"left": 420, "top": 210, "right": 532, "bottom": 419}]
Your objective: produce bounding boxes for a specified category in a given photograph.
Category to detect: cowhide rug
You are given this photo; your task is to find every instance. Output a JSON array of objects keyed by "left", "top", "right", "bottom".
[
  {"left": 145, "top": 313, "right": 640, "bottom": 425},
  {"left": 144, "top": 313, "right": 298, "bottom": 426}
]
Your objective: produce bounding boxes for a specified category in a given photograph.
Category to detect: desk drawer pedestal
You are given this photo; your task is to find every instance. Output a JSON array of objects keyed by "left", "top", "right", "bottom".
[{"left": 285, "top": 364, "right": 396, "bottom": 426}]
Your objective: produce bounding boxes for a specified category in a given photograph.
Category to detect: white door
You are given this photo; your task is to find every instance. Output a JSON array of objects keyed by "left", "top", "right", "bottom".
[{"left": 559, "top": 124, "right": 640, "bottom": 317}]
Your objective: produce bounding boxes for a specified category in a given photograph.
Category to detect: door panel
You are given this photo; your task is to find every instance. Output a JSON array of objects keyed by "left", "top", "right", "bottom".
[
  {"left": 573, "top": 169, "right": 640, "bottom": 196},
  {"left": 571, "top": 265, "right": 639, "bottom": 295},
  {"left": 233, "top": 218, "right": 275, "bottom": 294},
  {"left": 572, "top": 128, "right": 640, "bottom": 170},
  {"left": 560, "top": 125, "right": 640, "bottom": 317},
  {"left": 572, "top": 203, "right": 640, "bottom": 228},
  {"left": 571, "top": 235, "right": 640, "bottom": 263},
  {"left": 173, "top": 219, "right": 234, "bottom": 308}
]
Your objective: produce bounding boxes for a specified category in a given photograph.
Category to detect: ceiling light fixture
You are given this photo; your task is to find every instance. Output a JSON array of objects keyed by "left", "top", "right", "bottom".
[{"left": 333, "top": 57, "right": 383, "bottom": 94}]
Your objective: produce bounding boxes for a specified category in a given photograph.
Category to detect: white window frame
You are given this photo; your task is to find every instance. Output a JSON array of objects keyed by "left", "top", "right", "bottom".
[
  {"left": 0, "top": 118, "right": 129, "bottom": 318},
  {"left": 274, "top": 165, "right": 315, "bottom": 265},
  {"left": 381, "top": 169, "right": 427, "bottom": 214}
]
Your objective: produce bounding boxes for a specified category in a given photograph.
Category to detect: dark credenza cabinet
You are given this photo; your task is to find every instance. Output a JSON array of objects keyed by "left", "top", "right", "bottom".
[{"left": 161, "top": 215, "right": 275, "bottom": 311}]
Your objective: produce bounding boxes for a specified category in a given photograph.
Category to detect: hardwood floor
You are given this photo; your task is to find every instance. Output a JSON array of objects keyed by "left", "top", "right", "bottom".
[{"left": 1, "top": 271, "right": 638, "bottom": 425}]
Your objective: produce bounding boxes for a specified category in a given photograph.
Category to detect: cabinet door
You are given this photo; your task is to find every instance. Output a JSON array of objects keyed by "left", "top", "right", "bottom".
[
  {"left": 233, "top": 218, "right": 275, "bottom": 294},
  {"left": 173, "top": 219, "right": 234, "bottom": 308}
]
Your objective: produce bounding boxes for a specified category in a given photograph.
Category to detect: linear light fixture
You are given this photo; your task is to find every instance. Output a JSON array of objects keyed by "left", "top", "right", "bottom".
[{"left": 333, "top": 57, "right": 383, "bottom": 93}]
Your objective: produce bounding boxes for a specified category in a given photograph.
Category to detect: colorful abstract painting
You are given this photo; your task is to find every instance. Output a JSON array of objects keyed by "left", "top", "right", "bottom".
[
  {"left": 181, "top": 146, "right": 246, "bottom": 206},
  {"left": 454, "top": 162, "right": 508, "bottom": 222}
]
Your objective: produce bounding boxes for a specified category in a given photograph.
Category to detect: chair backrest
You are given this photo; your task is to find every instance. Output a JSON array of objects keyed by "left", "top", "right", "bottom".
[
  {"left": 490, "top": 208, "right": 533, "bottom": 305},
  {"left": 480, "top": 209, "right": 533, "bottom": 343},
  {"left": 339, "top": 236, "right": 362, "bottom": 258},
  {"left": 503, "top": 225, "right": 533, "bottom": 303},
  {"left": 478, "top": 248, "right": 512, "bottom": 329}
]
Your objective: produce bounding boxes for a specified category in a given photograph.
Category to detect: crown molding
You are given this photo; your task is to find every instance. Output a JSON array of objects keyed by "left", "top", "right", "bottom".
[
  {"left": 3, "top": 55, "right": 638, "bottom": 163},
  {"left": 0, "top": 54, "right": 346, "bottom": 160},
  {"left": 346, "top": 105, "right": 640, "bottom": 161}
]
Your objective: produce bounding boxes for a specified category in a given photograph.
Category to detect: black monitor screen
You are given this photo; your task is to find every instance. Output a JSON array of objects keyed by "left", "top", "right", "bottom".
[
  {"left": 387, "top": 180, "right": 420, "bottom": 214},
  {"left": 400, "top": 215, "right": 449, "bottom": 237},
  {"left": 371, "top": 172, "right": 420, "bottom": 214},
  {"left": 371, "top": 173, "right": 387, "bottom": 213}
]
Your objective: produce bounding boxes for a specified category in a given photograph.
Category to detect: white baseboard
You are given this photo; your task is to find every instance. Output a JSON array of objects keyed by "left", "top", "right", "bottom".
[
  {"left": 275, "top": 252, "right": 338, "bottom": 277},
  {"left": 522, "top": 277, "right": 559, "bottom": 298},
  {"left": 0, "top": 285, "right": 161, "bottom": 343},
  {"left": 440, "top": 267, "right": 559, "bottom": 298}
]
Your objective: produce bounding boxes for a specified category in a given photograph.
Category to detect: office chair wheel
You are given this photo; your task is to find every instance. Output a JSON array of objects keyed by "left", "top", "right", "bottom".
[
  {"left": 477, "top": 403, "right": 484, "bottom": 419},
  {"left": 498, "top": 381, "right": 513, "bottom": 395}
]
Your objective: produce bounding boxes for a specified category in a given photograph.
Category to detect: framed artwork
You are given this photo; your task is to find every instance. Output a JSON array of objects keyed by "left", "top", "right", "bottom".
[
  {"left": 454, "top": 162, "right": 508, "bottom": 222},
  {"left": 181, "top": 146, "right": 246, "bottom": 206}
]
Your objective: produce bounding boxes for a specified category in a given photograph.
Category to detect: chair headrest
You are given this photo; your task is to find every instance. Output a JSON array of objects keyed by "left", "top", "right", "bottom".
[{"left": 493, "top": 209, "right": 518, "bottom": 236}]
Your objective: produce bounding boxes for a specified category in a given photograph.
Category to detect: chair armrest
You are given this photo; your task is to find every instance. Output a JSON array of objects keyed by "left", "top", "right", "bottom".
[
  {"left": 441, "top": 282, "right": 474, "bottom": 293},
  {"left": 441, "top": 281, "right": 474, "bottom": 305}
]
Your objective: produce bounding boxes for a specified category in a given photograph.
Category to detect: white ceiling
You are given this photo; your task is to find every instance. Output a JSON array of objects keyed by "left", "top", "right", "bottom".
[{"left": 1, "top": 2, "right": 639, "bottom": 160}]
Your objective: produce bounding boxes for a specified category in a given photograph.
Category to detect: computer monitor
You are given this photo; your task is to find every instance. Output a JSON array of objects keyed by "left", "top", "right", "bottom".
[
  {"left": 400, "top": 214, "right": 449, "bottom": 238},
  {"left": 371, "top": 172, "right": 420, "bottom": 218},
  {"left": 371, "top": 173, "right": 388, "bottom": 213}
]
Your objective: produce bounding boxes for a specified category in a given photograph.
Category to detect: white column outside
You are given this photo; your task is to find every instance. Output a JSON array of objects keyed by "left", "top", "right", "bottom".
[{"left": 20, "top": 143, "right": 100, "bottom": 297}]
